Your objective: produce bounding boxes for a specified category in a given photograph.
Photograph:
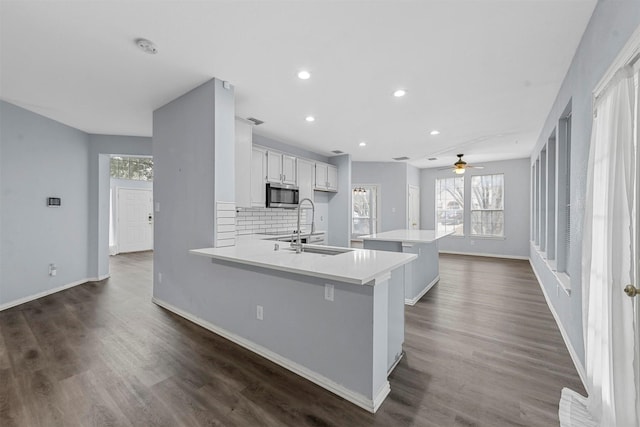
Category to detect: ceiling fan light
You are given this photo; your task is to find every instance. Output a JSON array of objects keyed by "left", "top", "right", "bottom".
[{"left": 454, "top": 168, "right": 465, "bottom": 175}]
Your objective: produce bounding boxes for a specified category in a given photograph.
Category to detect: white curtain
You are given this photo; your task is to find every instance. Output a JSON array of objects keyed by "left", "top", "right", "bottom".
[{"left": 561, "top": 65, "right": 639, "bottom": 426}]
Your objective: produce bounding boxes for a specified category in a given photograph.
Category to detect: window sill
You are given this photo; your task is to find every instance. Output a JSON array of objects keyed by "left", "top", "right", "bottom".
[
  {"left": 531, "top": 242, "right": 571, "bottom": 296},
  {"left": 469, "top": 235, "right": 506, "bottom": 240}
]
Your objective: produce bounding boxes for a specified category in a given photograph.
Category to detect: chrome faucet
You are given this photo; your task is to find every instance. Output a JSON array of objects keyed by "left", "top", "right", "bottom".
[{"left": 293, "top": 198, "right": 315, "bottom": 253}]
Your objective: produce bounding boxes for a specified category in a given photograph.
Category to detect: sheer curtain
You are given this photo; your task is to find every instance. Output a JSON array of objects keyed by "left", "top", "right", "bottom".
[{"left": 560, "top": 65, "right": 639, "bottom": 426}]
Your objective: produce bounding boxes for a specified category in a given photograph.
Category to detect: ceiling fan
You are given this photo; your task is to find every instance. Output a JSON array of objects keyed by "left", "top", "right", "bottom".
[{"left": 439, "top": 154, "right": 484, "bottom": 174}]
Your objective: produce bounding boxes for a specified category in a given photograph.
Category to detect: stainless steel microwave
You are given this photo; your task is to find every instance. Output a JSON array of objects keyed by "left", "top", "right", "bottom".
[{"left": 266, "top": 183, "right": 299, "bottom": 208}]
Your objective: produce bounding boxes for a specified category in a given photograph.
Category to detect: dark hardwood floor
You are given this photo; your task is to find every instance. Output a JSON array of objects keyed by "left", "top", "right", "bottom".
[{"left": 0, "top": 252, "right": 585, "bottom": 426}]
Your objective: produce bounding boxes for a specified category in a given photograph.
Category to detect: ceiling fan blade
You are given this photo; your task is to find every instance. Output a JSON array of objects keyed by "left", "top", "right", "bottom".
[
  {"left": 466, "top": 165, "right": 485, "bottom": 169},
  {"left": 437, "top": 167, "right": 454, "bottom": 171}
]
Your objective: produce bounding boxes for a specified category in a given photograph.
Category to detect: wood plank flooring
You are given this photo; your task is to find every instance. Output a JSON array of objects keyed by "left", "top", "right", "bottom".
[{"left": 0, "top": 252, "right": 585, "bottom": 426}]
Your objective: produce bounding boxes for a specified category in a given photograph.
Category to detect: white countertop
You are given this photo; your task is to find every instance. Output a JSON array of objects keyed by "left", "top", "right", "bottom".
[
  {"left": 190, "top": 239, "right": 416, "bottom": 285},
  {"left": 360, "top": 229, "right": 453, "bottom": 243}
]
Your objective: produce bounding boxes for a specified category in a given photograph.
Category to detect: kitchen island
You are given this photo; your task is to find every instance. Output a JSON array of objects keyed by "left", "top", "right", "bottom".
[
  {"left": 361, "top": 229, "right": 451, "bottom": 305},
  {"left": 160, "top": 239, "right": 416, "bottom": 413}
]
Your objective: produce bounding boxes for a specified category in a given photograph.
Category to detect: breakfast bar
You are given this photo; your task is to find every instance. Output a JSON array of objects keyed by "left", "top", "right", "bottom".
[{"left": 180, "top": 239, "right": 416, "bottom": 413}]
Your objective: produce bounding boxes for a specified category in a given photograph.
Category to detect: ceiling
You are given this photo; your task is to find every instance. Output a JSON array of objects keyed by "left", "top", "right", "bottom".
[{"left": 0, "top": 1, "right": 597, "bottom": 169}]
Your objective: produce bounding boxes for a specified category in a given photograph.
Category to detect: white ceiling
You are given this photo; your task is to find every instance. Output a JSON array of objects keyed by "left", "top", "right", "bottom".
[{"left": 0, "top": 1, "right": 596, "bottom": 169}]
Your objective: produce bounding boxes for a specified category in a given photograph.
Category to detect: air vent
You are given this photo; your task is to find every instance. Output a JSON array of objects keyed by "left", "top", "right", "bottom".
[
  {"left": 428, "top": 157, "right": 438, "bottom": 161},
  {"left": 247, "top": 117, "right": 264, "bottom": 126},
  {"left": 331, "top": 150, "right": 344, "bottom": 154},
  {"left": 392, "top": 156, "right": 410, "bottom": 161}
]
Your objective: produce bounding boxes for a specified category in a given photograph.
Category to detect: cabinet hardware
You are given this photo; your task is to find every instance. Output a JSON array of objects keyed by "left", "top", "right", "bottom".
[{"left": 624, "top": 284, "right": 639, "bottom": 297}]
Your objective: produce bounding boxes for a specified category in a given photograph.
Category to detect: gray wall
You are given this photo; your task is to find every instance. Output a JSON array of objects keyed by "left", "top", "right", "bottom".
[
  {"left": 0, "top": 101, "right": 89, "bottom": 306},
  {"left": 352, "top": 162, "right": 409, "bottom": 232},
  {"left": 530, "top": 1, "right": 640, "bottom": 367},
  {"left": 87, "top": 134, "right": 152, "bottom": 278},
  {"left": 328, "top": 154, "right": 352, "bottom": 246},
  {"left": 420, "top": 158, "right": 530, "bottom": 258},
  {"left": 153, "top": 79, "right": 382, "bottom": 402}
]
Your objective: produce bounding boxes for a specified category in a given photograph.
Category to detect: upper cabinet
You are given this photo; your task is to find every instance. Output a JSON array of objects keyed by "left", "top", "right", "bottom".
[
  {"left": 315, "top": 163, "right": 338, "bottom": 192},
  {"left": 235, "top": 119, "right": 253, "bottom": 208},
  {"left": 297, "top": 158, "right": 314, "bottom": 202},
  {"left": 251, "top": 147, "right": 267, "bottom": 207},
  {"left": 267, "top": 151, "right": 296, "bottom": 185}
]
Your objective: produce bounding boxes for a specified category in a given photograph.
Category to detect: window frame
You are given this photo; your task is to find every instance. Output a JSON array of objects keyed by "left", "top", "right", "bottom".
[
  {"left": 435, "top": 176, "right": 465, "bottom": 237},
  {"left": 470, "top": 173, "right": 505, "bottom": 238}
]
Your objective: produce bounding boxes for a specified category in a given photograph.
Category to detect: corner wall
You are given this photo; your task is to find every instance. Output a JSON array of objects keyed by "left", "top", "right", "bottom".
[
  {"left": 352, "top": 162, "right": 409, "bottom": 232},
  {"left": 529, "top": 2, "right": 640, "bottom": 368},
  {"left": 420, "top": 158, "right": 530, "bottom": 258},
  {"left": 0, "top": 101, "right": 89, "bottom": 307}
]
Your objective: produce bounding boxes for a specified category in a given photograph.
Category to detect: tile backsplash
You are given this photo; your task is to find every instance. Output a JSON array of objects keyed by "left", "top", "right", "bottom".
[{"left": 236, "top": 207, "right": 312, "bottom": 235}]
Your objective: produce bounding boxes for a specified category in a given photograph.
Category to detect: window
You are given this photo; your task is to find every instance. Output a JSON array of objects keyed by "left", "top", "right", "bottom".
[
  {"left": 352, "top": 185, "right": 379, "bottom": 238},
  {"left": 435, "top": 177, "right": 464, "bottom": 236},
  {"left": 470, "top": 174, "right": 504, "bottom": 237},
  {"left": 557, "top": 108, "right": 572, "bottom": 274},
  {"left": 110, "top": 156, "right": 153, "bottom": 181}
]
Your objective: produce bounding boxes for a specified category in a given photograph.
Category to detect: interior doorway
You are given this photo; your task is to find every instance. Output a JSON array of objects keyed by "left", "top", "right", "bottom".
[
  {"left": 408, "top": 185, "right": 420, "bottom": 229},
  {"left": 108, "top": 155, "right": 154, "bottom": 255}
]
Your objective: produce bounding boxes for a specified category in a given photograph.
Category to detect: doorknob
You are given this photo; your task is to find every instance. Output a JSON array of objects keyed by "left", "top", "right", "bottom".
[
  {"left": 148, "top": 214, "right": 153, "bottom": 223},
  {"left": 624, "top": 284, "right": 639, "bottom": 297}
]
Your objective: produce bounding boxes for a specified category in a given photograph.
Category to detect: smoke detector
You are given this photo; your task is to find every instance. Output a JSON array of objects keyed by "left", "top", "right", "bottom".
[{"left": 136, "top": 38, "right": 158, "bottom": 54}]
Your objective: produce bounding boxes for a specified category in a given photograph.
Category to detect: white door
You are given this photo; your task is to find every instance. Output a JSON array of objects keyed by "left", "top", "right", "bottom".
[
  {"left": 408, "top": 185, "right": 420, "bottom": 229},
  {"left": 117, "top": 188, "right": 153, "bottom": 253}
]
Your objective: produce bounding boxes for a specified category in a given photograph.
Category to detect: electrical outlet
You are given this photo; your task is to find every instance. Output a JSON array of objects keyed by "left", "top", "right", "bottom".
[
  {"left": 158, "top": 273, "right": 162, "bottom": 284},
  {"left": 256, "top": 305, "right": 263, "bottom": 320},
  {"left": 155, "top": 202, "right": 160, "bottom": 212},
  {"left": 325, "top": 284, "right": 334, "bottom": 301},
  {"left": 48, "top": 263, "right": 57, "bottom": 277}
]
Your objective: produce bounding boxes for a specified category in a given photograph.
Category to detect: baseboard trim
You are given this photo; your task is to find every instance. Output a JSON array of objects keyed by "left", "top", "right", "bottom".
[
  {"left": 0, "top": 274, "right": 109, "bottom": 312},
  {"left": 152, "top": 297, "right": 385, "bottom": 413},
  {"left": 528, "top": 259, "right": 587, "bottom": 390},
  {"left": 439, "top": 250, "right": 529, "bottom": 260},
  {"left": 405, "top": 275, "right": 439, "bottom": 306}
]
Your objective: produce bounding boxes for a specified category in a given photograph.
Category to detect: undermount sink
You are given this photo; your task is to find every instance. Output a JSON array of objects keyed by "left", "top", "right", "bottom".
[{"left": 286, "top": 246, "right": 352, "bottom": 256}]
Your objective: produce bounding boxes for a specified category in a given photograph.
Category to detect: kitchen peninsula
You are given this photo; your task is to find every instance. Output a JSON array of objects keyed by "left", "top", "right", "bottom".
[
  {"left": 171, "top": 239, "right": 416, "bottom": 413},
  {"left": 362, "top": 229, "right": 451, "bottom": 305}
]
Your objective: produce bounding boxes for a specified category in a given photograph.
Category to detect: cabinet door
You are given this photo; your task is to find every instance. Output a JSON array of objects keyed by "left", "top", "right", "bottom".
[
  {"left": 282, "top": 155, "right": 297, "bottom": 185},
  {"left": 315, "top": 163, "right": 328, "bottom": 190},
  {"left": 251, "top": 147, "right": 267, "bottom": 207},
  {"left": 297, "top": 159, "right": 314, "bottom": 202},
  {"left": 235, "top": 119, "right": 253, "bottom": 207},
  {"left": 266, "top": 152, "right": 282, "bottom": 183},
  {"left": 327, "top": 165, "right": 338, "bottom": 192}
]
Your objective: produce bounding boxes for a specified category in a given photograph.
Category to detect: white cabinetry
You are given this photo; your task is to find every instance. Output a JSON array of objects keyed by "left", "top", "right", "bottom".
[
  {"left": 314, "top": 162, "right": 338, "bottom": 192},
  {"left": 251, "top": 147, "right": 267, "bottom": 207},
  {"left": 267, "top": 151, "right": 296, "bottom": 185},
  {"left": 327, "top": 165, "right": 338, "bottom": 191},
  {"left": 235, "top": 119, "right": 253, "bottom": 208},
  {"left": 297, "top": 158, "right": 314, "bottom": 202}
]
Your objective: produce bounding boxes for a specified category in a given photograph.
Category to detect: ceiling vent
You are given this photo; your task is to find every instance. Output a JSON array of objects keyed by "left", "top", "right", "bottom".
[
  {"left": 392, "top": 156, "right": 410, "bottom": 161},
  {"left": 428, "top": 157, "right": 438, "bottom": 161},
  {"left": 331, "top": 150, "right": 344, "bottom": 154},
  {"left": 247, "top": 117, "right": 264, "bottom": 126}
]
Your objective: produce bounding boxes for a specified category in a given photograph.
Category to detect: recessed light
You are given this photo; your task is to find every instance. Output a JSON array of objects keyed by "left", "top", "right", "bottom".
[
  {"left": 430, "top": 130, "right": 440, "bottom": 136},
  {"left": 393, "top": 89, "right": 406, "bottom": 97},
  {"left": 359, "top": 142, "right": 366, "bottom": 147},
  {"left": 305, "top": 116, "right": 315, "bottom": 122},
  {"left": 298, "top": 70, "right": 311, "bottom": 80},
  {"left": 135, "top": 38, "right": 158, "bottom": 54}
]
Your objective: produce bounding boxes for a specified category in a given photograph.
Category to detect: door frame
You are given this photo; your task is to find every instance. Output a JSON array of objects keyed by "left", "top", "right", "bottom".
[{"left": 407, "top": 184, "right": 420, "bottom": 229}]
